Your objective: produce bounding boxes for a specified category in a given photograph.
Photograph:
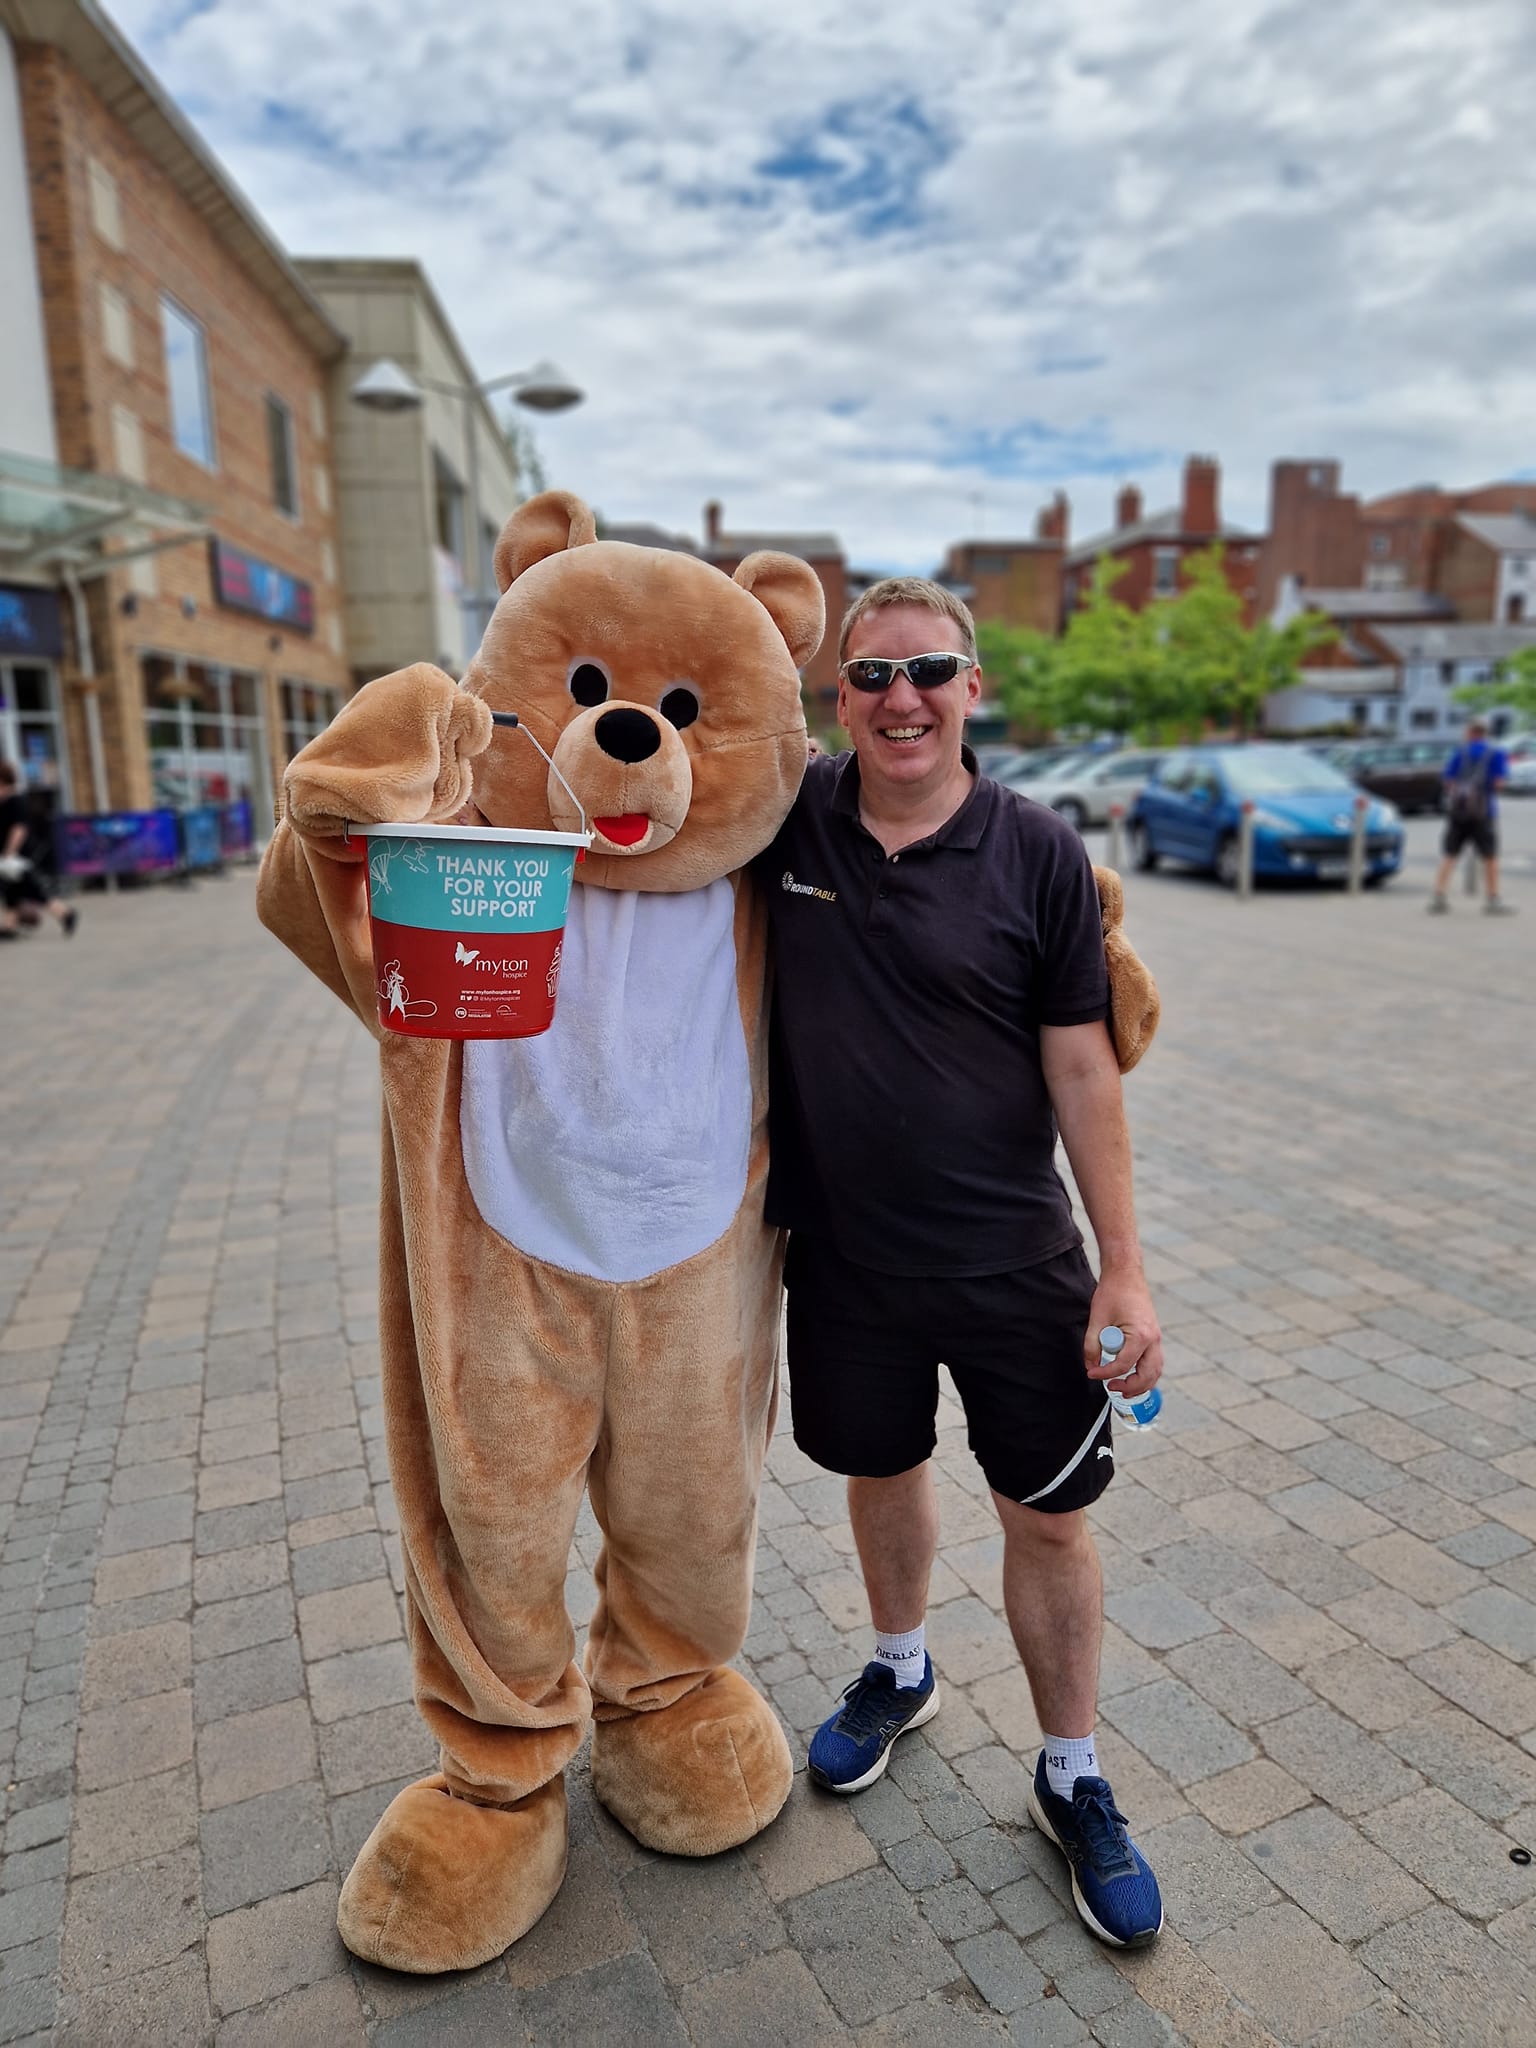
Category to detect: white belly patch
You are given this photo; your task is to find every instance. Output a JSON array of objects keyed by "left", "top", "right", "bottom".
[{"left": 460, "top": 880, "right": 751, "bottom": 1283}]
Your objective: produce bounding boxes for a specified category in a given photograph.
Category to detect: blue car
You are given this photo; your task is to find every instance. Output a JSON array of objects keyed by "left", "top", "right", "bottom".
[{"left": 1129, "top": 744, "right": 1405, "bottom": 888}]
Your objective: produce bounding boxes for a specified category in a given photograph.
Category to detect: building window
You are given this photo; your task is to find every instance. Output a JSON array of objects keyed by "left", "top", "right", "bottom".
[
  {"left": 1409, "top": 709, "right": 1438, "bottom": 729},
  {"left": 88, "top": 159, "right": 123, "bottom": 248},
  {"left": 161, "top": 298, "right": 215, "bottom": 466},
  {"left": 142, "top": 657, "right": 270, "bottom": 814},
  {"left": 266, "top": 395, "right": 299, "bottom": 516},
  {"left": 1508, "top": 594, "right": 1526, "bottom": 623},
  {"left": 1370, "top": 533, "right": 1390, "bottom": 556},
  {"left": 111, "top": 405, "right": 145, "bottom": 484},
  {"left": 0, "top": 662, "right": 68, "bottom": 801},
  {"left": 281, "top": 679, "right": 341, "bottom": 761},
  {"left": 99, "top": 281, "right": 133, "bottom": 367},
  {"left": 1152, "top": 548, "right": 1180, "bottom": 596}
]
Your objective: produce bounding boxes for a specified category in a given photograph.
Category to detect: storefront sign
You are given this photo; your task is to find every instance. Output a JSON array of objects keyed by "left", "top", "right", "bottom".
[
  {"left": 209, "top": 539, "right": 314, "bottom": 633},
  {"left": 57, "top": 810, "right": 181, "bottom": 877},
  {"left": 0, "top": 584, "right": 64, "bottom": 658}
]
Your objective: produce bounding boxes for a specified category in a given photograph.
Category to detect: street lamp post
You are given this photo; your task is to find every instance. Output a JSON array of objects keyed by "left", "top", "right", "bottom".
[{"left": 351, "top": 357, "right": 583, "bottom": 659}]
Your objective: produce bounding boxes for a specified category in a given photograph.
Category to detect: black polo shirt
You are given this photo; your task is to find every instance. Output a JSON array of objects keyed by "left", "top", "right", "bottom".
[{"left": 754, "top": 747, "right": 1109, "bottom": 1277}]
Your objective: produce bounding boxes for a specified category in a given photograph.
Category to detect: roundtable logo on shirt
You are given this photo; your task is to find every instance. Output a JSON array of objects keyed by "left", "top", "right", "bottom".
[{"left": 781, "top": 871, "right": 838, "bottom": 904}]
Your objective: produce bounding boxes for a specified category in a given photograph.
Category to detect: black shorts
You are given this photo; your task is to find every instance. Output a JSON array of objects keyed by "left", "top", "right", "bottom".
[
  {"left": 783, "top": 1237, "right": 1115, "bottom": 1512},
  {"left": 1442, "top": 815, "right": 1497, "bottom": 859}
]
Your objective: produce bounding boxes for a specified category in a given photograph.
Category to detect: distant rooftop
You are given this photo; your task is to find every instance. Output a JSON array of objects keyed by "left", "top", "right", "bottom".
[
  {"left": 704, "top": 531, "right": 843, "bottom": 561},
  {"left": 1066, "top": 506, "right": 1254, "bottom": 565},
  {"left": 1456, "top": 512, "right": 1536, "bottom": 554},
  {"left": 1296, "top": 588, "right": 1455, "bottom": 619},
  {"left": 600, "top": 522, "right": 699, "bottom": 554},
  {"left": 1372, "top": 621, "right": 1536, "bottom": 663}
]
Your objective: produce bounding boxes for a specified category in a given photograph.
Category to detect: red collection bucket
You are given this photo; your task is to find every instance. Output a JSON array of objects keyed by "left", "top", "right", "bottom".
[{"left": 355, "top": 821, "right": 588, "bottom": 1039}]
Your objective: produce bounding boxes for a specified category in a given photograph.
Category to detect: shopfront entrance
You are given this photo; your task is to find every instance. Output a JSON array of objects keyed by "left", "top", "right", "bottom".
[
  {"left": 0, "top": 658, "right": 69, "bottom": 801},
  {"left": 141, "top": 653, "right": 272, "bottom": 823}
]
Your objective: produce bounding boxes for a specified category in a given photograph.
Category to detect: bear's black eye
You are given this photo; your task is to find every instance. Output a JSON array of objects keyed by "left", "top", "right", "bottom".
[
  {"left": 569, "top": 662, "right": 609, "bottom": 708},
  {"left": 660, "top": 686, "right": 699, "bottom": 730}
]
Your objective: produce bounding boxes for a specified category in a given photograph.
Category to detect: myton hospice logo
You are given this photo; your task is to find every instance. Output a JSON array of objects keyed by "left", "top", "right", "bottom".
[{"left": 782, "top": 870, "right": 837, "bottom": 903}]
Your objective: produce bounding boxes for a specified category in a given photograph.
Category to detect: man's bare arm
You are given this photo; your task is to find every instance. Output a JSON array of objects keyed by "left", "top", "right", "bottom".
[{"left": 1041, "top": 1020, "right": 1163, "bottom": 1395}]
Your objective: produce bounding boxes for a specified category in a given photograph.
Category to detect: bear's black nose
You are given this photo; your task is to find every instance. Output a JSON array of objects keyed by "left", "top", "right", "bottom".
[{"left": 594, "top": 708, "right": 661, "bottom": 763}]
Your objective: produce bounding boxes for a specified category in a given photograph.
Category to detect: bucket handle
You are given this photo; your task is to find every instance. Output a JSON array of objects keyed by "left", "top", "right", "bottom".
[{"left": 489, "top": 712, "right": 591, "bottom": 841}]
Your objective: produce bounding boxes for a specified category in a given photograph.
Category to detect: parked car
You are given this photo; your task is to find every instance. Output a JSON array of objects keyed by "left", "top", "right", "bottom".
[
  {"left": 1129, "top": 745, "right": 1405, "bottom": 887},
  {"left": 1504, "top": 736, "right": 1536, "bottom": 794},
  {"left": 986, "top": 745, "right": 1095, "bottom": 788},
  {"left": 1329, "top": 739, "right": 1450, "bottom": 815},
  {"left": 1015, "top": 749, "right": 1170, "bottom": 830}
]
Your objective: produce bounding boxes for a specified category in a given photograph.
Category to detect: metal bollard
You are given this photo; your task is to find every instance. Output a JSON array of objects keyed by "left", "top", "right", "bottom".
[
  {"left": 1463, "top": 844, "right": 1479, "bottom": 897},
  {"left": 1106, "top": 803, "right": 1125, "bottom": 874},
  {"left": 1347, "top": 793, "right": 1368, "bottom": 894},
  {"left": 1238, "top": 800, "right": 1255, "bottom": 898}
]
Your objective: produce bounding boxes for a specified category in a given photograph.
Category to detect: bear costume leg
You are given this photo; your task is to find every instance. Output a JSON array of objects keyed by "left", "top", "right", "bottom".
[{"left": 585, "top": 1208, "right": 793, "bottom": 1853}]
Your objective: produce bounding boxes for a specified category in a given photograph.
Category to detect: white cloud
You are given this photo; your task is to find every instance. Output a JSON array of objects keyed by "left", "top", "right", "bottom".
[{"left": 113, "top": 0, "right": 1536, "bottom": 569}]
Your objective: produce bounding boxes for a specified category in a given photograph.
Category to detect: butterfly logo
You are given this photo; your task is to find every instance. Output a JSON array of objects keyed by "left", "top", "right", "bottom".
[{"left": 455, "top": 942, "right": 480, "bottom": 966}]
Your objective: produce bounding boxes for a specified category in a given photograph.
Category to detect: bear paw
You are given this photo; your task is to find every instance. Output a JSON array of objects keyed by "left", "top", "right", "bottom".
[
  {"left": 591, "top": 1666, "right": 793, "bottom": 1855},
  {"left": 337, "top": 1772, "right": 567, "bottom": 1974}
]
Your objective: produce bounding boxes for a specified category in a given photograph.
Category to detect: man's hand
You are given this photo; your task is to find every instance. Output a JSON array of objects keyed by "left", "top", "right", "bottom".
[{"left": 1083, "top": 1269, "right": 1164, "bottom": 1397}]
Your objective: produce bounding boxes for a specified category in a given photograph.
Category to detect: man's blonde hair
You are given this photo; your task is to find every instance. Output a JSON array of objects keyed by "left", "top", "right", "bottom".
[{"left": 838, "top": 577, "right": 978, "bottom": 666}]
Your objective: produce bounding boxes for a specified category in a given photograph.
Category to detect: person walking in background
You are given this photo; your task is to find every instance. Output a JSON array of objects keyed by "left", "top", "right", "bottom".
[
  {"left": 0, "top": 759, "right": 76, "bottom": 941},
  {"left": 754, "top": 577, "right": 1165, "bottom": 1951},
  {"left": 1428, "top": 718, "right": 1514, "bottom": 915}
]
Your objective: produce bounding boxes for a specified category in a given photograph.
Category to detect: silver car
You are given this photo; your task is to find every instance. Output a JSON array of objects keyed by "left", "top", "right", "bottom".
[{"left": 1020, "top": 749, "right": 1170, "bottom": 831}]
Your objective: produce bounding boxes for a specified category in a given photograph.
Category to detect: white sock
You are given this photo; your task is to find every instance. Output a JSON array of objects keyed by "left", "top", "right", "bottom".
[
  {"left": 873, "top": 1624, "right": 926, "bottom": 1690},
  {"left": 1042, "top": 1732, "right": 1099, "bottom": 1798}
]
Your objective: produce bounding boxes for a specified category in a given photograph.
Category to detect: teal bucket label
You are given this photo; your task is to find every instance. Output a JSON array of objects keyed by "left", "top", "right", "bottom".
[{"left": 365, "top": 837, "right": 575, "bottom": 933}]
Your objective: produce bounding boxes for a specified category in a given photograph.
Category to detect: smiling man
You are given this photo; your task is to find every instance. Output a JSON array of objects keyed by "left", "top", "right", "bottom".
[{"left": 754, "top": 576, "right": 1165, "bottom": 1950}]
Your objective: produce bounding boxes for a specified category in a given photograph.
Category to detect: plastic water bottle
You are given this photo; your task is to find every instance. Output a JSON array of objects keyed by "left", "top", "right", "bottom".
[{"left": 1099, "top": 1325, "right": 1162, "bottom": 1430}]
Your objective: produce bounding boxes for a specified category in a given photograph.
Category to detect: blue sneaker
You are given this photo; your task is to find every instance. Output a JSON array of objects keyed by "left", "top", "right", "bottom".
[
  {"left": 807, "top": 1657, "right": 940, "bottom": 1793},
  {"left": 1026, "top": 1755, "right": 1163, "bottom": 1947}
]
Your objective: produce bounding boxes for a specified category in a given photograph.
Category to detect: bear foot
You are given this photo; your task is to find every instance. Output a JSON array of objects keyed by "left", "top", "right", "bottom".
[
  {"left": 337, "top": 1772, "right": 567, "bottom": 1973},
  {"left": 591, "top": 1665, "right": 793, "bottom": 1855}
]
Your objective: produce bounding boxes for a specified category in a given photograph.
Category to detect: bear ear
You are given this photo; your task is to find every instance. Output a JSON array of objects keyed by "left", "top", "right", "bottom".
[
  {"left": 493, "top": 490, "right": 598, "bottom": 593},
  {"left": 733, "top": 551, "right": 826, "bottom": 670}
]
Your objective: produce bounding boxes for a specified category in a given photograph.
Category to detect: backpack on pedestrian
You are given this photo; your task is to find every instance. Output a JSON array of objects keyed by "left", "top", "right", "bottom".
[{"left": 1446, "top": 747, "right": 1492, "bottom": 823}]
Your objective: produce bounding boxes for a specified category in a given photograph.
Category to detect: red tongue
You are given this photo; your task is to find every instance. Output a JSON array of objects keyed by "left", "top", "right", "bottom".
[{"left": 594, "top": 813, "right": 650, "bottom": 847}]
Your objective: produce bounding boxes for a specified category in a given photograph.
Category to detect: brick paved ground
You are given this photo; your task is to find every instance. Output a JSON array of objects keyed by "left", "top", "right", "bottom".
[{"left": 1, "top": 808, "right": 1534, "bottom": 2045}]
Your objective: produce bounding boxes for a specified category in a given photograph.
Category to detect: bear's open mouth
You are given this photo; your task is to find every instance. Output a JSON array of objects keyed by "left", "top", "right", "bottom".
[{"left": 593, "top": 813, "right": 651, "bottom": 847}]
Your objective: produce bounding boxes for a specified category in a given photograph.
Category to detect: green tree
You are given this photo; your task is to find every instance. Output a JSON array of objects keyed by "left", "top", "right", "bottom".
[
  {"left": 1041, "top": 557, "right": 1170, "bottom": 738},
  {"left": 503, "top": 416, "right": 549, "bottom": 499},
  {"left": 1152, "top": 547, "right": 1336, "bottom": 738},
  {"left": 976, "top": 620, "right": 1062, "bottom": 739},
  {"left": 1454, "top": 645, "right": 1536, "bottom": 725}
]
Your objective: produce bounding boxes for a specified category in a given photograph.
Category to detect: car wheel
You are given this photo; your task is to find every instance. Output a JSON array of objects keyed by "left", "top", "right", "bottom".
[
  {"left": 1054, "top": 798, "right": 1087, "bottom": 832},
  {"left": 1130, "top": 821, "right": 1158, "bottom": 871},
  {"left": 1214, "top": 833, "right": 1242, "bottom": 889}
]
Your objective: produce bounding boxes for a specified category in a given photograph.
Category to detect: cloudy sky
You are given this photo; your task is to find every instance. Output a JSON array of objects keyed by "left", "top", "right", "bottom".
[{"left": 115, "top": 0, "right": 1536, "bottom": 571}]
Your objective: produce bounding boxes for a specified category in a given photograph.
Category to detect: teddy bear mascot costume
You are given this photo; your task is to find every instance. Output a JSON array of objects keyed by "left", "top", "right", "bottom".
[{"left": 258, "top": 491, "right": 824, "bottom": 1973}]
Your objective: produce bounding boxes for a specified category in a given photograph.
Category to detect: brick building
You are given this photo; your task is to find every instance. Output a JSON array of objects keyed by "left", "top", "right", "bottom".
[
  {"left": 936, "top": 493, "right": 1067, "bottom": 636},
  {"left": 700, "top": 500, "right": 846, "bottom": 702},
  {"left": 0, "top": 0, "right": 349, "bottom": 831},
  {"left": 1063, "top": 456, "right": 1261, "bottom": 619}
]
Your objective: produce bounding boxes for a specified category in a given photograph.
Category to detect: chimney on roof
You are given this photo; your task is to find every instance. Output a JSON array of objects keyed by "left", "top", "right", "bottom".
[
  {"left": 704, "top": 500, "right": 722, "bottom": 545},
  {"left": 1182, "top": 455, "right": 1220, "bottom": 536},
  {"left": 1036, "top": 491, "right": 1069, "bottom": 544},
  {"left": 1115, "top": 484, "right": 1142, "bottom": 531}
]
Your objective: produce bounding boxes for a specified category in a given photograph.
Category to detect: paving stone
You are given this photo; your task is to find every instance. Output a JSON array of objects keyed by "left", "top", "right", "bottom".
[
  {"left": 216, "top": 1970, "right": 368, "bottom": 2046},
  {"left": 746, "top": 1780, "right": 880, "bottom": 1902},
  {"left": 924, "top": 1597, "right": 1020, "bottom": 1686},
  {"left": 199, "top": 1779, "right": 332, "bottom": 1917},
  {"left": 1322, "top": 1587, "right": 1459, "bottom": 1661},
  {"left": 1439, "top": 1520, "right": 1531, "bottom": 1568},
  {"left": 1197, "top": 1901, "right": 1377, "bottom": 2041},
  {"left": 950, "top": 1828, "right": 1031, "bottom": 1894},
  {"left": 70, "top": 1764, "right": 198, "bottom": 1877},
  {"left": 785, "top": 1868, "right": 958, "bottom": 2025},
  {"left": 197, "top": 1698, "right": 319, "bottom": 1810},
  {"left": 1254, "top": 1703, "right": 1423, "bottom": 1818},
  {"left": 1270, "top": 1479, "right": 1394, "bottom": 1547},
  {"left": 1185, "top": 1759, "right": 1311, "bottom": 1836},
  {"left": 192, "top": 1540, "right": 289, "bottom": 1606},
  {"left": 1163, "top": 1632, "right": 1312, "bottom": 1729},
  {"left": 1407, "top": 1637, "right": 1536, "bottom": 1736},
  {"left": 194, "top": 1635, "right": 306, "bottom": 1725},
  {"left": 0, "top": 1879, "right": 64, "bottom": 1954},
  {"left": 1359, "top": 1904, "right": 1536, "bottom": 2047},
  {"left": 371, "top": 1979, "right": 528, "bottom": 2045},
  {"left": 990, "top": 1873, "right": 1063, "bottom": 1942},
  {"left": 955, "top": 1928, "right": 1045, "bottom": 2016},
  {"left": 920, "top": 1876, "right": 999, "bottom": 1943},
  {"left": 305, "top": 1640, "right": 413, "bottom": 1724},
  {"left": 1240, "top": 1804, "right": 1431, "bottom": 1942},
  {"left": 518, "top": 1952, "right": 687, "bottom": 2046},
  {"left": 296, "top": 1578, "right": 401, "bottom": 1660},
  {"left": 92, "top": 1543, "right": 191, "bottom": 1606},
  {"left": 1441, "top": 1585, "right": 1536, "bottom": 1663},
  {"left": 1300, "top": 1645, "right": 1441, "bottom": 1733},
  {"left": 619, "top": 1847, "right": 783, "bottom": 1985},
  {"left": 204, "top": 1878, "right": 345, "bottom": 2015},
  {"left": 1384, "top": 1706, "right": 1536, "bottom": 1823},
  {"left": 1358, "top": 1785, "right": 1536, "bottom": 1920},
  {"left": 316, "top": 1702, "right": 435, "bottom": 1796},
  {"left": 1102, "top": 1586, "right": 1221, "bottom": 1653},
  {"left": 1100, "top": 1679, "right": 1254, "bottom": 1787},
  {"left": 1134, "top": 1813, "right": 1277, "bottom": 1943},
  {"left": 78, "top": 1619, "right": 191, "bottom": 1713},
  {"left": 76, "top": 1688, "right": 193, "bottom": 1792},
  {"left": 192, "top": 1587, "right": 295, "bottom": 1663},
  {"left": 503, "top": 1804, "right": 640, "bottom": 1992},
  {"left": 53, "top": 1951, "right": 211, "bottom": 2045},
  {"left": 1208, "top": 1581, "right": 1356, "bottom": 1672},
  {"left": 59, "top": 1845, "right": 201, "bottom": 1978},
  {"left": 677, "top": 1945, "right": 847, "bottom": 2046}
]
